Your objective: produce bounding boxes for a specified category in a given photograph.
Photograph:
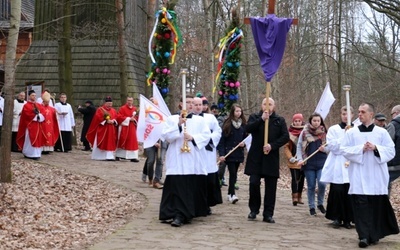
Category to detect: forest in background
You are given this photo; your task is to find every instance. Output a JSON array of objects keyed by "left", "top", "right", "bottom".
[{"left": 153, "top": 0, "right": 399, "bottom": 126}]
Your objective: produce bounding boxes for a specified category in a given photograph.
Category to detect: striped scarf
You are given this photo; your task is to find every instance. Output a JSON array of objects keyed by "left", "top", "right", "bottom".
[{"left": 301, "top": 123, "right": 326, "bottom": 159}]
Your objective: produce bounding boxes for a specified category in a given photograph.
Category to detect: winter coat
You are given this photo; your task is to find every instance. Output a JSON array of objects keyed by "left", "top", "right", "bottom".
[
  {"left": 217, "top": 123, "right": 247, "bottom": 163},
  {"left": 244, "top": 111, "right": 289, "bottom": 177},
  {"left": 388, "top": 116, "right": 400, "bottom": 168},
  {"left": 78, "top": 104, "right": 96, "bottom": 142}
]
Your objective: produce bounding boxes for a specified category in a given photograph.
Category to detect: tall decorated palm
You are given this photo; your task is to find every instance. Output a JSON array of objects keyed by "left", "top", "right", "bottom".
[
  {"left": 215, "top": 11, "right": 243, "bottom": 115},
  {"left": 147, "top": 0, "right": 181, "bottom": 99}
]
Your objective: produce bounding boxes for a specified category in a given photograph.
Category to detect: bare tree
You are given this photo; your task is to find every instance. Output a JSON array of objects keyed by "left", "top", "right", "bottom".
[
  {"left": 363, "top": 0, "right": 400, "bottom": 26},
  {"left": 116, "top": 0, "right": 128, "bottom": 101},
  {"left": 1, "top": 0, "right": 21, "bottom": 183}
]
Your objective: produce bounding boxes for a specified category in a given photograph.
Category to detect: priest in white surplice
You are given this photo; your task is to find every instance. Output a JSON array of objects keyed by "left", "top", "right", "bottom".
[
  {"left": 341, "top": 102, "right": 399, "bottom": 248},
  {"left": 159, "top": 99, "right": 211, "bottom": 227},
  {"left": 54, "top": 93, "right": 75, "bottom": 152},
  {"left": 192, "top": 97, "right": 222, "bottom": 215},
  {"left": 320, "top": 106, "right": 354, "bottom": 229},
  {"left": 12, "top": 91, "right": 27, "bottom": 152}
]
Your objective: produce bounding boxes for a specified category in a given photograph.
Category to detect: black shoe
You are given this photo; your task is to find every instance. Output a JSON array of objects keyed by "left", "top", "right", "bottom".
[
  {"left": 207, "top": 207, "right": 212, "bottom": 215},
  {"left": 171, "top": 217, "right": 183, "bottom": 227},
  {"left": 263, "top": 217, "right": 275, "bottom": 223},
  {"left": 131, "top": 159, "right": 140, "bottom": 162},
  {"left": 317, "top": 205, "right": 326, "bottom": 214},
  {"left": 82, "top": 148, "right": 91, "bottom": 151},
  {"left": 248, "top": 212, "right": 257, "bottom": 220},
  {"left": 331, "top": 220, "right": 341, "bottom": 228},
  {"left": 115, "top": 157, "right": 120, "bottom": 161},
  {"left": 370, "top": 239, "right": 379, "bottom": 245},
  {"left": 343, "top": 222, "right": 352, "bottom": 229},
  {"left": 310, "top": 208, "right": 317, "bottom": 216},
  {"left": 358, "top": 238, "right": 369, "bottom": 248}
]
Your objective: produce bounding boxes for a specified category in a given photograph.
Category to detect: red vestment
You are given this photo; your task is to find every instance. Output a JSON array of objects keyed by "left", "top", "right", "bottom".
[
  {"left": 41, "top": 104, "right": 60, "bottom": 147},
  {"left": 16, "top": 101, "right": 46, "bottom": 150},
  {"left": 86, "top": 105, "right": 118, "bottom": 151},
  {"left": 116, "top": 104, "right": 139, "bottom": 151}
]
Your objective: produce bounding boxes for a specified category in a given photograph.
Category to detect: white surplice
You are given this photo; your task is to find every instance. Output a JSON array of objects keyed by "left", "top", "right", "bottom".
[
  {"left": 341, "top": 125, "right": 395, "bottom": 195},
  {"left": 202, "top": 113, "right": 222, "bottom": 173},
  {"left": 321, "top": 124, "right": 349, "bottom": 184},
  {"left": 162, "top": 114, "right": 211, "bottom": 175}
]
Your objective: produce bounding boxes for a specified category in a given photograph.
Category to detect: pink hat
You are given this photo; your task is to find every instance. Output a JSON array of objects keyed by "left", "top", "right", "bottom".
[{"left": 292, "top": 113, "right": 303, "bottom": 122}]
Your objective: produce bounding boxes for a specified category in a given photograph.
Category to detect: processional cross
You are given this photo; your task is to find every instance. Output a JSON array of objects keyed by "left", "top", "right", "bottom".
[{"left": 244, "top": 0, "right": 298, "bottom": 153}]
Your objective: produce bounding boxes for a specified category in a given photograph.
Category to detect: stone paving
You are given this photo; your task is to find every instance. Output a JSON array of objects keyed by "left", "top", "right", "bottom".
[{"left": 15, "top": 149, "right": 400, "bottom": 250}]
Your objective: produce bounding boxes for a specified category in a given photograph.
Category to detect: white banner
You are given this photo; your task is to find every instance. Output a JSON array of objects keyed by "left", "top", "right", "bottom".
[
  {"left": 152, "top": 83, "right": 171, "bottom": 116},
  {"left": 243, "top": 134, "right": 252, "bottom": 152},
  {"left": 314, "top": 82, "right": 336, "bottom": 120},
  {"left": 137, "top": 95, "right": 169, "bottom": 148}
]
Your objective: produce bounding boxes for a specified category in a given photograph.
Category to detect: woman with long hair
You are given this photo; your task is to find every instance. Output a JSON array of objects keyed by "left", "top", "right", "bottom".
[
  {"left": 297, "top": 113, "right": 328, "bottom": 216},
  {"left": 218, "top": 104, "right": 247, "bottom": 204}
]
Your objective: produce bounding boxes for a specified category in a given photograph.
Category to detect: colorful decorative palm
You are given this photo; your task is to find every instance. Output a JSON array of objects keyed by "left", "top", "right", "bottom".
[
  {"left": 215, "top": 17, "right": 243, "bottom": 115},
  {"left": 147, "top": 3, "right": 181, "bottom": 98}
]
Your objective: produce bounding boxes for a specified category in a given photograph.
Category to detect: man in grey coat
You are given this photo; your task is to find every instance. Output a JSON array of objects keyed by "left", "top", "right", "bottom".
[{"left": 245, "top": 97, "right": 289, "bottom": 223}]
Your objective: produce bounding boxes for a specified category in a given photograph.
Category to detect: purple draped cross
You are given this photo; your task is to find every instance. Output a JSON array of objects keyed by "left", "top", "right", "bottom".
[{"left": 250, "top": 14, "right": 293, "bottom": 82}]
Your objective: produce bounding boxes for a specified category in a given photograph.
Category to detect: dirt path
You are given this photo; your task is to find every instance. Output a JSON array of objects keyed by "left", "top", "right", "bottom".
[{"left": 15, "top": 149, "right": 400, "bottom": 250}]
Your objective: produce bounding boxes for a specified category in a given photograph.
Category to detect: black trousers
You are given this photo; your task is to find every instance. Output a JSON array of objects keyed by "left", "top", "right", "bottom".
[
  {"left": 290, "top": 168, "right": 304, "bottom": 193},
  {"left": 54, "top": 131, "right": 72, "bottom": 152},
  {"left": 227, "top": 162, "right": 240, "bottom": 195},
  {"left": 11, "top": 132, "right": 20, "bottom": 152},
  {"left": 249, "top": 174, "right": 278, "bottom": 218},
  {"left": 218, "top": 162, "right": 226, "bottom": 180}
]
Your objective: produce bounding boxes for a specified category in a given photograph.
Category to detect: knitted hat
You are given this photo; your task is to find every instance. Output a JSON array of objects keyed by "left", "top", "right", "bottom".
[{"left": 292, "top": 113, "right": 303, "bottom": 122}]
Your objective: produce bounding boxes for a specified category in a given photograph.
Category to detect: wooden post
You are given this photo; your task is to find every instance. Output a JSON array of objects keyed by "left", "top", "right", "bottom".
[
  {"left": 265, "top": 81, "right": 271, "bottom": 146},
  {"left": 244, "top": 0, "right": 298, "bottom": 153}
]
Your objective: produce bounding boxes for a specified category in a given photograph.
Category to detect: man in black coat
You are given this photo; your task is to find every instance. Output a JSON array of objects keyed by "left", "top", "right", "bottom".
[
  {"left": 78, "top": 100, "right": 96, "bottom": 151},
  {"left": 387, "top": 105, "right": 400, "bottom": 195},
  {"left": 245, "top": 97, "right": 289, "bottom": 223}
]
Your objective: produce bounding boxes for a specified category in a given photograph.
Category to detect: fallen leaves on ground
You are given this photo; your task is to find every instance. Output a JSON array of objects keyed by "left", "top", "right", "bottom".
[
  {"left": 0, "top": 160, "right": 145, "bottom": 250},
  {"left": 1, "top": 161, "right": 400, "bottom": 250}
]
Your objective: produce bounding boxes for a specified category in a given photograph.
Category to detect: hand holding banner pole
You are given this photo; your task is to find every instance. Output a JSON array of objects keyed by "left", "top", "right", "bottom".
[
  {"left": 298, "top": 143, "right": 328, "bottom": 166},
  {"left": 217, "top": 137, "right": 248, "bottom": 164}
]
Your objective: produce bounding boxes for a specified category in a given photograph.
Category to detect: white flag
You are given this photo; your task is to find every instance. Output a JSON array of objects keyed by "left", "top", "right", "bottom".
[
  {"left": 314, "top": 82, "right": 336, "bottom": 120},
  {"left": 137, "top": 95, "right": 169, "bottom": 148},
  {"left": 152, "top": 83, "right": 171, "bottom": 116},
  {"left": 243, "top": 134, "right": 252, "bottom": 152}
]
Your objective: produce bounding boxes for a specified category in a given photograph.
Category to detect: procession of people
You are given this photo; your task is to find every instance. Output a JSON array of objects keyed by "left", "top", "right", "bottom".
[{"left": 0, "top": 84, "right": 397, "bottom": 248}]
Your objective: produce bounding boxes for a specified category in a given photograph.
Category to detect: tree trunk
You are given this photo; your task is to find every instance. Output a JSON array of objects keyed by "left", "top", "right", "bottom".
[
  {"left": 336, "top": 0, "right": 343, "bottom": 109},
  {"left": 62, "top": 0, "right": 77, "bottom": 145},
  {"left": 116, "top": 0, "right": 128, "bottom": 102},
  {"left": 202, "top": 0, "right": 215, "bottom": 98},
  {"left": 1, "top": 0, "right": 21, "bottom": 183},
  {"left": 57, "top": 1, "right": 66, "bottom": 94}
]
